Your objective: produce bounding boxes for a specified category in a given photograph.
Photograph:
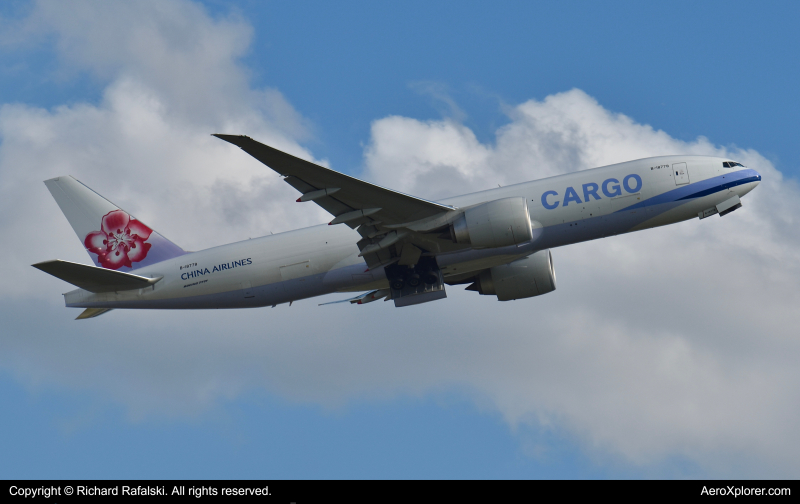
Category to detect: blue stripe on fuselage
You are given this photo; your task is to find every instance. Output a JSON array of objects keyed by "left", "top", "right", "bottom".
[{"left": 616, "top": 169, "right": 760, "bottom": 213}]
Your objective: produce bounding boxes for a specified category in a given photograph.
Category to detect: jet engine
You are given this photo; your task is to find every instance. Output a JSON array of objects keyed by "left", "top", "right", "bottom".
[
  {"left": 467, "top": 249, "right": 556, "bottom": 301},
  {"left": 450, "top": 197, "right": 533, "bottom": 248}
]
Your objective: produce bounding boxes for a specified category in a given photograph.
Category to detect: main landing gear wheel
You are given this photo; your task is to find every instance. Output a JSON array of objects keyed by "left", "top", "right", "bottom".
[
  {"left": 422, "top": 271, "right": 438, "bottom": 285},
  {"left": 419, "top": 266, "right": 438, "bottom": 285}
]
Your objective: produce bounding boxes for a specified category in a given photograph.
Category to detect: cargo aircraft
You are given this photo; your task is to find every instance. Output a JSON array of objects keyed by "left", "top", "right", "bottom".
[{"left": 34, "top": 135, "right": 761, "bottom": 319}]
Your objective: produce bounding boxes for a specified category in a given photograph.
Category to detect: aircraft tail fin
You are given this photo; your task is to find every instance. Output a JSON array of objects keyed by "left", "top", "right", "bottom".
[{"left": 44, "top": 176, "right": 186, "bottom": 271}]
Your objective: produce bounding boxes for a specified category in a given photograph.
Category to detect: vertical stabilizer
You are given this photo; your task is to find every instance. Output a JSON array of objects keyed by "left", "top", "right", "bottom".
[{"left": 44, "top": 176, "right": 186, "bottom": 271}]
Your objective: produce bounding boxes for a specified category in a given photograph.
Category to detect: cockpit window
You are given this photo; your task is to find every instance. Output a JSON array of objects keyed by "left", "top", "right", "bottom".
[
  {"left": 723, "top": 162, "right": 730, "bottom": 168},
  {"left": 723, "top": 161, "right": 745, "bottom": 168}
]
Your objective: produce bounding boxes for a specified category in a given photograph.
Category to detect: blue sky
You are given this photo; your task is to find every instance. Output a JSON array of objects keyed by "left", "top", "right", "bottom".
[
  {"left": 223, "top": 0, "right": 800, "bottom": 173},
  {"left": 1, "top": 0, "right": 799, "bottom": 479}
]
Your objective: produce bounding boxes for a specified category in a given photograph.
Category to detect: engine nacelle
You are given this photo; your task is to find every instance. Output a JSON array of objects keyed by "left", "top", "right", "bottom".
[
  {"left": 470, "top": 249, "right": 556, "bottom": 301},
  {"left": 451, "top": 197, "right": 533, "bottom": 248}
]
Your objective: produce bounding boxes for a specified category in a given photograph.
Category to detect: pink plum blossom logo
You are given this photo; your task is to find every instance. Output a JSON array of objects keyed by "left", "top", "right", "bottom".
[{"left": 84, "top": 210, "right": 153, "bottom": 269}]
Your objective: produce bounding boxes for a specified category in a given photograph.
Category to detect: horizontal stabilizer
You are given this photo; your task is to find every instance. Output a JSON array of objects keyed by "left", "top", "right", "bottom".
[
  {"left": 32, "top": 260, "right": 162, "bottom": 293},
  {"left": 76, "top": 308, "right": 114, "bottom": 320}
]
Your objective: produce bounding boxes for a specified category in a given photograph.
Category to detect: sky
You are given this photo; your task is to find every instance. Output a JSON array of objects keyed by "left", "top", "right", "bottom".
[{"left": 0, "top": 0, "right": 799, "bottom": 479}]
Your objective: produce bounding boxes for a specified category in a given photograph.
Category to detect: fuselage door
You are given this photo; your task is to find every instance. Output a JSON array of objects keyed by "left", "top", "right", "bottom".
[{"left": 672, "top": 162, "right": 689, "bottom": 185}]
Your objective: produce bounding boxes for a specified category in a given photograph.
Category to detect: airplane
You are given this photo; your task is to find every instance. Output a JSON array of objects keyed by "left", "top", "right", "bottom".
[{"left": 33, "top": 134, "right": 761, "bottom": 319}]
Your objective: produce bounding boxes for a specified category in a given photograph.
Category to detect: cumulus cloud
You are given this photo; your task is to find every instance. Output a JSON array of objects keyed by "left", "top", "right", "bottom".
[
  {"left": 0, "top": 0, "right": 329, "bottom": 298},
  {"left": 362, "top": 89, "right": 800, "bottom": 475},
  {"left": 1, "top": 1, "right": 799, "bottom": 478}
]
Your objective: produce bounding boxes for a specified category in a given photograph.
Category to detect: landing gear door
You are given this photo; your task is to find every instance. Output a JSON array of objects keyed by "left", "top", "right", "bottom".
[
  {"left": 672, "top": 162, "right": 689, "bottom": 186},
  {"left": 385, "top": 256, "right": 447, "bottom": 307}
]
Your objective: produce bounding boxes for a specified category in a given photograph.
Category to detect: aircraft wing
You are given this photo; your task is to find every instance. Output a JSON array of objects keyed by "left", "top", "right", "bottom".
[
  {"left": 214, "top": 134, "right": 466, "bottom": 268},
  {"left": 76, "top": 308, "right": 114, "bottom": 320},
  {"left": 213, "top": 135, "right": 454, "bottom": 227}
]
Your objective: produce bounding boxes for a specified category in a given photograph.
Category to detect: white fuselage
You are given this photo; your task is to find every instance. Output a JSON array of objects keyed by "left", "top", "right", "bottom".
[{"left": 64, "top": 155, "right": 760, "bottom": 309}]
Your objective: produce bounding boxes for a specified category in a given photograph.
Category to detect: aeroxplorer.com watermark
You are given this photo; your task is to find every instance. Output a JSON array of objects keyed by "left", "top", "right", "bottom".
[{"left": 701, "top": 485, "right": 791, "bottom": 497}]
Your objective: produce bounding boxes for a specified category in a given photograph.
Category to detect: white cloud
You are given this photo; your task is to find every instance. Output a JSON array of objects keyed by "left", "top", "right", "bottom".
[
  {"left": 0, "top": 0, "right": 329, "bottom": 298},
  {"left": 1, "top": 1, "right": 799, "bottom": 478},
  {"left": 361, "top": 89, "right": 800, "bottom": 475}
]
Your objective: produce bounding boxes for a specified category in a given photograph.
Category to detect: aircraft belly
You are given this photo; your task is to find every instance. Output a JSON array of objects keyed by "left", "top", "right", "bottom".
[
  {"left": 322, "top": 260, "right": 390, "bottom": 292},
  {"left": 65, "top": 254, "right": 388, "bottom": 309},
  {"left": 65, "top": 264, "right": 379, "bottom": 309},
  {"left": 64, "top": 223, "right": 365, "bottom": 309}
]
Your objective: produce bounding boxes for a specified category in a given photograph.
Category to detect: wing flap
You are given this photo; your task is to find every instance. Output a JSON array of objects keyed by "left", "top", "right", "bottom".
[{"left": 33, "top": 260, "right": 162, "bottom": 293}]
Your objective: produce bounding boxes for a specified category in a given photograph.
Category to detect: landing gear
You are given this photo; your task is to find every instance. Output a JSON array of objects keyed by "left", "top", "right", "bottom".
[
  {"left": 419, "top": 265, "right": 438, "bottom": 285},
  {"left": 385, "top": 256, "right": 443, "bottom": 295},
  {"left": 384, "top": 256, "right": 446, "bottom": 307}
]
